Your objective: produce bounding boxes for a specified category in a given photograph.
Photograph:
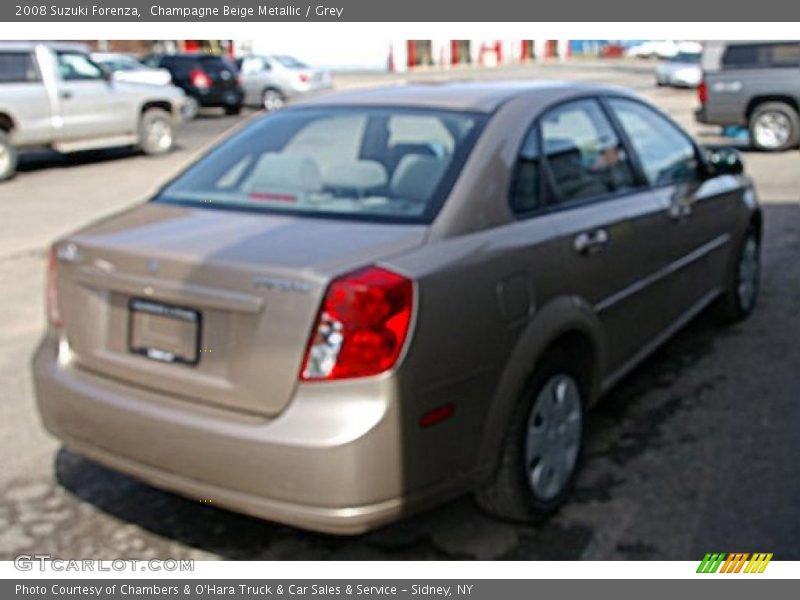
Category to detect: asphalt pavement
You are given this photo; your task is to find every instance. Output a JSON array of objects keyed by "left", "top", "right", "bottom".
[{"left": 1, "top": 61, "right": 798, "bottom": 561}]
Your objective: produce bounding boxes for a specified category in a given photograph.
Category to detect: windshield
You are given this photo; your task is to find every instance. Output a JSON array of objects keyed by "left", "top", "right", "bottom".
[
  {"left": 670, "top": 52, "right": 700, "bottom": 63},
  {"left": 155, "top": 107, "right": 486, "bottom": 223},
  {"left": 95, "top": 55, "right": 142, "bottom": 71},
  {"left": 273, "top": 55, "right": 309, "bottom": 69}
]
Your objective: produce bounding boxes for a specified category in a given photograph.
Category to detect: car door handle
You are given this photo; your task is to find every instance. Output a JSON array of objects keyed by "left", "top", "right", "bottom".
[
  {"left": 573, "top": 229, "right": 609, "bottom": 255},
  {"left": 59, "top": 90, "right": 73, "bottom": 100},
  {"left": 668, "top": 196, "right": 692, "bottom": 221}
]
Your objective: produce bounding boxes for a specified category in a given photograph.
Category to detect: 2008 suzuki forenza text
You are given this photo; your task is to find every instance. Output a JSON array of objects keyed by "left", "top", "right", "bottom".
[{"left": 34, "top": 81, "right": 762, "bottom": 534}]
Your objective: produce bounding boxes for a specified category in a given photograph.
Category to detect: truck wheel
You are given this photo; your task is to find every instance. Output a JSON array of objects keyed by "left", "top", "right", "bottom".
[
  {"left": 0, "top": 130, "right": 18, "bottom": 182},
  {"left": 715, "top": 226, "right": 761, "bottom": 323},
  {"left": 262, "top": 88, "right": 285, "bottom": 111},
  {"left": 138, "top": 109, "right": 174, "bottom": 155},
  {"left": 748, "top": 102, "right": 800, "bottom": 151},
  {"left": 476, "top": 350, "right": 587, "bottom": 521}
]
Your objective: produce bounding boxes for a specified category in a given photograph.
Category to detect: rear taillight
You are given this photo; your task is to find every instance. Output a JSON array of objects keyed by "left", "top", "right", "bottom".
[
  {"left": 298, "top": 72, "right": 310, "bottom": 83},
  {"left": 698, "top": 80, "right": 708, "bottom": 105},
  {"left": 190, "top": 69, "right": 212, "bottom": 89},
  {"left": 301, "top": 266, "right": 413, "bottom": 381},
  {"left": 46, "top": 245, "right": 63, "bottom": 328}
]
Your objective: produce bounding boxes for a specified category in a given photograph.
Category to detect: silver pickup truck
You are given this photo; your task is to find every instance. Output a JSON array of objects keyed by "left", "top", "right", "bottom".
[{"left": 0, "top": 42, "right": 188, "bottom": 181}]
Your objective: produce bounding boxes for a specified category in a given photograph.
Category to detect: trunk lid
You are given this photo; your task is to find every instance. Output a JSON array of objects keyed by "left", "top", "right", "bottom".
[{"left": 56, "top": 203, "right": 426, "bottom": 416}]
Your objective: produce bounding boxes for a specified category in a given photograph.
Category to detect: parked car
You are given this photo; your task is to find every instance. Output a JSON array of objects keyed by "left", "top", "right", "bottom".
[
  {"left": 236, "top": 54, "right": 332, "bottom": 111},
  {"left": 655, "top": 51, "right": 702, "bottom": 88},
  {"left": 696, "top": 40, "right": 800, "bottom": 151},
  {"left": 34, "top": 81, "right": 761, "bottom": 534},
  {"left": 0, "top": 42, "right": 186, "bottom": 181},
  {"left": 627, "top": 40, "right": 701, "bottom": 60},
  {"left": 143, "top": 53, "right": 243, "bottom": 116},
  {"left": 91, "top": 52, "right": 172, "bottom": 86}
]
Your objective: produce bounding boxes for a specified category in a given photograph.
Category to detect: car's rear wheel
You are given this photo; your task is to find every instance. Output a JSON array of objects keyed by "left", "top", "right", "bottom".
[
  {"left": 748, "top": 102, "right": 800, "bottom": 151},
  {"left": 138, "top": 109, "right": 174, "bottom": 155},
  {"left": 476, "top": 351, "right": 586, "bottom": 521},
  {"left": 715, "top": 226, "right": 761, "bottom": 322},
  {"left": 262, "top": 88, "right": 285, "bottom": 111}
]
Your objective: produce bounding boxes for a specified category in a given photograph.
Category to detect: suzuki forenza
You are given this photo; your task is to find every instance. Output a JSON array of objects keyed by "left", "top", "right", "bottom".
[{"left": 34, "top": 82, "right": 762, "bottom": 533}]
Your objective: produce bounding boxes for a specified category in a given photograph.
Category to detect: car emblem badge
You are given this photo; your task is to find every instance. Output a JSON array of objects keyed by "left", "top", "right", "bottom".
[{"left": 147, "top": 258, "right": 160, "bottom": 275}]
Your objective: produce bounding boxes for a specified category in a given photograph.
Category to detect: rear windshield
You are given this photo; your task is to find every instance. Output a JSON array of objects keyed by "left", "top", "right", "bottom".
[
  {"left": 722, "top": 42, "right": 800, "bottom": 69},
  {"left": 155, "top": 107, "right": 486, "bottom": 223},
  {"left": 273, "top": 55, "right": 308, "bottom": 69},
  {"left": 670, "top": 52, "right": 700, "bottom": 64}
]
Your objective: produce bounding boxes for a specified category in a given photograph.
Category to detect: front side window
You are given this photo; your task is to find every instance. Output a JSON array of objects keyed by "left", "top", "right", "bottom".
[
  {"left": 609, "top": 98, "right": 698, "bottom": 186},
  {"left": 540, "top": 99, "right": 637, "bottom": 204},
  {"left": 57, "top": 52, "right": 104, "bottom": 81},
  {"left": 156, "top": 107, "right": 485, "bottom": 223}
]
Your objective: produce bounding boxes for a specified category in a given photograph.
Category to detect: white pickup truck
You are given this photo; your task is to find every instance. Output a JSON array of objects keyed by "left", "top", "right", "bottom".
[{"left": 0, "top": 42, "right": 188, "bottom": 181}]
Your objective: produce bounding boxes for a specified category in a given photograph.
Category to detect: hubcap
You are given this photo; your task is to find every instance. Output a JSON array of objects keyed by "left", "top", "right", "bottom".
[
  {"left": 753, "top": 111, "right": 791, "bottom": 149},
  {"left": 525, "top": 374, "right": 583, "bottom": 501},
  {"left": 146, "top": 120, "right": 172, "bottom": 151},
  {"left": 737, "top": 236, "right": 760, "bottom": 311},
  {"left": 263, "top": 91, "right": 284, "bottom": 111}
]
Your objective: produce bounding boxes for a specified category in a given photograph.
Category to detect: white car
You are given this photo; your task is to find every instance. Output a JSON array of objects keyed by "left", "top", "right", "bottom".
[
  {"left": 628, "top": 40, "right": 702, "bottom": 60},
  {"left": 236, "top": 54, "right": 332, "bottom": 111},
  {"left": 91, "top": 53, "right": 172, "bottom": 86},
  {"left": 655, "top": 52, "right": 703, "bottom": 88}
]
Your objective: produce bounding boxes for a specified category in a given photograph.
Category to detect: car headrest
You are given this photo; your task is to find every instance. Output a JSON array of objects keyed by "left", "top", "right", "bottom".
[
  {"left": 323, "top": 160, "right": 388, "bottom": 191},
  {"left": 390, "top": 155, "right": 447, "bottom": 203},
  {"left": 243, "top": 153, "right": 322, "bottom": 194}
]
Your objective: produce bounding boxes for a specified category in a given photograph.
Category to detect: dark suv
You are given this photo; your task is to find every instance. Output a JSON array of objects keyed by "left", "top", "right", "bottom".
[
  {"left": 695, "top": 40, "right": 800, "bottom": 151},
  {"left": 143, "top": 53, "right": 243, "bottom": 116}
]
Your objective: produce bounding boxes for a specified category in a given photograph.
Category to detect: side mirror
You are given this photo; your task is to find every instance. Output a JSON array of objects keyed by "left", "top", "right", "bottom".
[{"left": 705, "top": 147, "right": 744, "bottom": 176}]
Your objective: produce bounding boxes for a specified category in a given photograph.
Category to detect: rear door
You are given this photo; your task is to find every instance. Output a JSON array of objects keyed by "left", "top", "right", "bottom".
[
  {"left": 53, "top": 50, "right": 128, "bottom": 140},
  {"left": 534, "top": 98, "right": 679, "bottom": 377}
]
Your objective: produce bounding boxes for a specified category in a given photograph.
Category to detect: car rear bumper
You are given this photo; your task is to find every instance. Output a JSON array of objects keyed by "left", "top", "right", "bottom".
[
  {"left": 189, "top": 87, "right": 244, "bottom": 108},
  {"left": 33, "top": 333, "right": 425, "bottom": 534}
]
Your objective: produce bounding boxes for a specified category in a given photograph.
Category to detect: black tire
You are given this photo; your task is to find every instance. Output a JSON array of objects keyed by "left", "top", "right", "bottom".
[
  {"left": 476, "top": 350, "right": 587, "bottom": 522},
  {"left": 715, "top": 226, "right": 761, "bottom": 323},
  {"left": 748, "top": 101, "right": 800, "bottom": 152},
  {"left": 224, "top": 105, "right": 242, "bottom": 116},
  {"left": 0, "top": 129, "right": 18, "bottom": 182},
  {"left": 261, "top": 88, "right": 285, "bottom": 112},
  {"left": 138, "top": 109, "right": 174, "bottom": 156}
]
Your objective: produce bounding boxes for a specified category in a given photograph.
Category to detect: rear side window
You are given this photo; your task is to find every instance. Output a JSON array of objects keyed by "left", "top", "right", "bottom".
[
  {"left": 0, "top": 52, "right": 39, "bottom": 83},
  {"left": 540, "top": 99, "right": 637, "bottom": 204},
  {"left": 609, "top": 98, "right": 698, "bottom": 186},
  {"left": 56, "top": 52, "right": 104, "bottom": 81},
  {"left": 510, "top": 128, "right": 542, "bottom": 214},
  {"left": 722, "top": 42, "right": 800, "bottom": 69}
]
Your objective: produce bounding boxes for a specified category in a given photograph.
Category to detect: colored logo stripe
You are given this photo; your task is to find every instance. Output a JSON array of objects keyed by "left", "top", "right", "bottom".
[{"left": 697, "top": 553, "right": 773, "bottom": 573}]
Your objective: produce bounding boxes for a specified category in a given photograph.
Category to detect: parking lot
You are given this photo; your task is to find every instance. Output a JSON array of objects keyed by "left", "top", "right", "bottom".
[{"left": 1, "top": 60, "right": 799, "bottom": 561}]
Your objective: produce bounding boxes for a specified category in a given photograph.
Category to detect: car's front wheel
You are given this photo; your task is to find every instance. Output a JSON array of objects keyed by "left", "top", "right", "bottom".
[
  {"left": 716, "top": 226, "right": 761, "bottom": 322},
  {"left": 749, "top": 102, "right": 800, "bottom": 151},
  {"left": 0, "top": 129, "right": 18, "bottom": 182},
  {"left": 138, "top": 109, "right": 174, "bottom": 155},
  {"left": 477, "top": 351, "right": 587, "bottom": 521}
]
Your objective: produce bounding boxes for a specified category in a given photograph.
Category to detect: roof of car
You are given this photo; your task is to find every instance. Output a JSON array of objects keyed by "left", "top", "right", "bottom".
[
  {"left": 295, "top": 80, "right": 631, "bottom": 113},
  {"left": 0, "top": 41, "right": 89, "bottom": 53}
]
